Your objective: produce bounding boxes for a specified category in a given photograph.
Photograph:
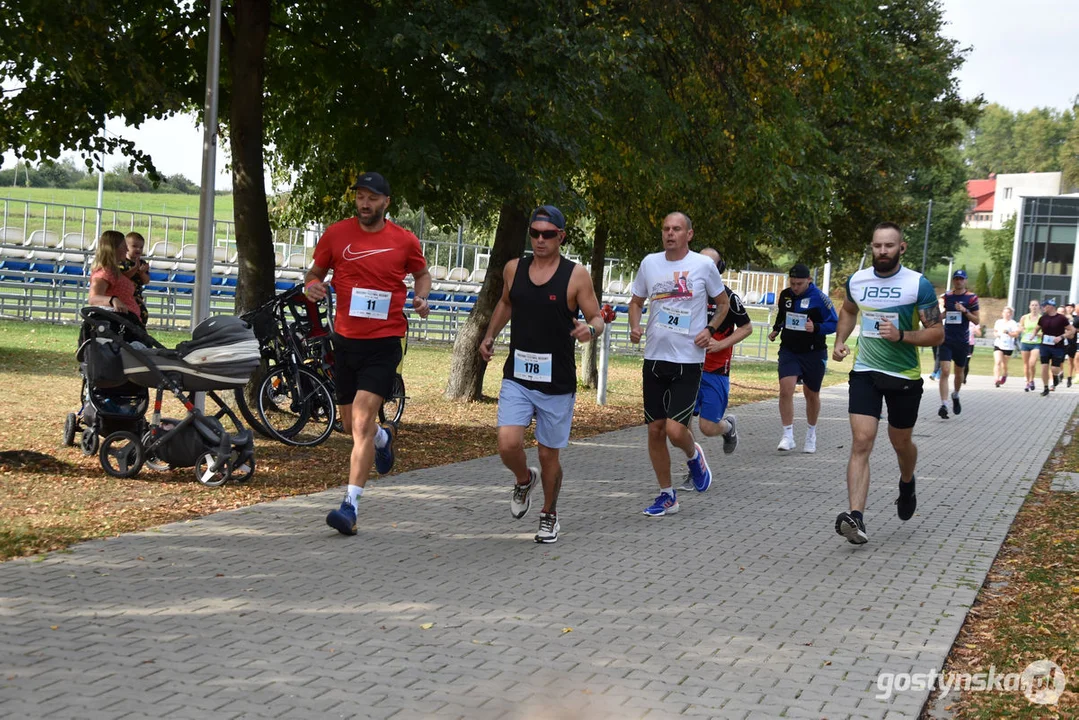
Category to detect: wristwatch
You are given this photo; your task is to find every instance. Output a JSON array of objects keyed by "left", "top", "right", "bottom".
[{"left": 588, "top": 324, "right": 596, "bottom": 338}]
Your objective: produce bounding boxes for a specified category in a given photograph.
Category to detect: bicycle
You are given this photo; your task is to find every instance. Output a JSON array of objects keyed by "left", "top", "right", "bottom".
[
  {"left": 236, "top": 284, "right": 407, "bottom": 445},
  {"left": 237, "top": 285, "right": 336, "bottom": 446}
]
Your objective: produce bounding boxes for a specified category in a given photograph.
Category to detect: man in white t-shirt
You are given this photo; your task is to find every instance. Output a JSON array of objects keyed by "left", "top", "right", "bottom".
[{"left": 628, "top": 212, "right": 728, "bottom": 517}]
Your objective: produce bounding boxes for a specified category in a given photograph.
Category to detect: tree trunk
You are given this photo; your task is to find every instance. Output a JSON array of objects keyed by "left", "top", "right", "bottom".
[
  {"left": 579, "top": 221, "right": 608, "bottom": 388},
  {"left": 224, "top": 0, "right": 275, "bottom": 315},
  {"left": 443, "top": 202, "right": 529, "bottom": 401}
]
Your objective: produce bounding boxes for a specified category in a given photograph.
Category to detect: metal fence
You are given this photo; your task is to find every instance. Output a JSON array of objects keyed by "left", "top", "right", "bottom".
[{"left": 0, "top": 196, "right": 780, "bottom": 360}]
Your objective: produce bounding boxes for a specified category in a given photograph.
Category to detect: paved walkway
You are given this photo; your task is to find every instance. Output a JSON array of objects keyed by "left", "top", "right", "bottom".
[{"left": 1, "top": 376, "right": 1075, "bottom": 719}]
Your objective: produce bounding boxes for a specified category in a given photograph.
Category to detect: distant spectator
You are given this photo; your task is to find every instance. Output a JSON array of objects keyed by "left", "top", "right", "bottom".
[
  {"left": 87, "top": 230, "right": 142, "bottom": 324},
  {"left": 118, "top": 232, "right": 150, "bottom": 324}
]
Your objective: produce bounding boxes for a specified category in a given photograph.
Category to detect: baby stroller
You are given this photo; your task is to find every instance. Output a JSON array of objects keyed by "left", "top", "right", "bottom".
[
  {"left": 69, "top": 307, "right": 261, "bottom": 486},
  {"left": 65, "top": 312, "right": 154, "bottom": 458}
]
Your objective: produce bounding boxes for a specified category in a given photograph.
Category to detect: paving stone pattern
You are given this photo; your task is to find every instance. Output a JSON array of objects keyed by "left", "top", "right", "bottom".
[{"left": 1, "top": 376, "right": 1075, "bottom": 719}]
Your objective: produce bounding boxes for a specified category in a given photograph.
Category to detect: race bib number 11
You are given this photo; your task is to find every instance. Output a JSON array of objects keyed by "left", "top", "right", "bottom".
[{"left": 349, "top": 287, "right": 391, "bottom": 319}]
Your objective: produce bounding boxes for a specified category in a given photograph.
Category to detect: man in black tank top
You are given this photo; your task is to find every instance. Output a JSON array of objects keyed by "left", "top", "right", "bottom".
[{"left": 479, "top": 206, "right": 604, "bottom": 544}]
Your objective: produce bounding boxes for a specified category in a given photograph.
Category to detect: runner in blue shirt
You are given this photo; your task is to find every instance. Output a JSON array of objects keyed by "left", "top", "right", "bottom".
[{"left": 937, "top": 270, "right": 979, "bottom": 418}]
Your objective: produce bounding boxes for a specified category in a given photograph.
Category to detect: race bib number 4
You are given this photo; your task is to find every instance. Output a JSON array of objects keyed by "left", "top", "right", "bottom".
[
  {"left": 656, "top": 304, "right": 691, "bottom": 335},
  {"left": 349, "top": 288, "right": 391, "bottom": 319},
  {"left": 945, "top": 311, "right": 963, "bottom": 325},
  {"left": 861, "top": 311, "right": 899, "bottom": 339},
  {"left": 513, "top": 350, "right": 552, "bottom": 383},
  {"left": 785, "top": 312, "right": 808, "bottom": 331}
]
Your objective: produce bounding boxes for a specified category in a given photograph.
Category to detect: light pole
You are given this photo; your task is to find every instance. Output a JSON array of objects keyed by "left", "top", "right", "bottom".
[{"left": 941, "top": 256, "right": 953, "bottom": 283}]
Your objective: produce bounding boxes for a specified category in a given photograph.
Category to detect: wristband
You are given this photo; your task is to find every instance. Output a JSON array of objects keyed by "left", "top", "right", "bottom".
[
  {"left": 588, "top": 324, "right": 596, "bottom": 338},
  {"left": 304, "top": 279, "right": 320, "bottom": 289},
  {"left": 898, "top": 329, "right": 905, "bottom": 342}
]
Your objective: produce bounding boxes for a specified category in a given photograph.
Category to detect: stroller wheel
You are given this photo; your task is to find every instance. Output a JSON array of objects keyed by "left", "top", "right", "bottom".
[
  {"left": 99, "top": 431, "right": 145, "bottom": 479},
  {"left": 195, "top": 452, "right": 230, "bottom": 487},
  {"left": 141, "top": 431, "right": 171, "bottom": 472},
  {"left": 229, "top": 449, "right": 256, "bottom": 484},
  {"left": 63, "top": 413, "right": 78, "bottom": 447},
  {"left": 80, "top": 429, "right": 99, "bottom": 457}
]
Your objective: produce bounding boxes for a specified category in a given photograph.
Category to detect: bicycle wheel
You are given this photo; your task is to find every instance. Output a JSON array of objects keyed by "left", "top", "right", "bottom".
[
  {"left": 233, "top": 360, "right": 277, "bottom": 439},
  {"left": 378, "top": 373, "right": 406, "bottom": 426},
  {"left": 256, "top": 365, "right": 336, "bottom": 446}
]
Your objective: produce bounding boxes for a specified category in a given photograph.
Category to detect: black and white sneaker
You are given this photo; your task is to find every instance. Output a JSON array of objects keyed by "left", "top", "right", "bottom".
[
  {"left": 722, "top": 415, "right": 738, "bottom": 454},
  {"left": 511, "top": 467, "right": 539, "bottom": 519},
  {"left": 1053, "top": 373, "right": 1062, "bottom": 389},
  {"left": 1042, "top": 387, "right": 1051, "bottom": 397},
  {"left": 835, "top": 512, "right": 868, "bottom": 545},
  {"left": 938, "top": 405, "right": 949, "bottom": 419},
  {"left": 952, "top": 394, "right": 962, "bottom": 415},
  {"left": 534, "top": 512, "right": 559, "bottom": 543}
]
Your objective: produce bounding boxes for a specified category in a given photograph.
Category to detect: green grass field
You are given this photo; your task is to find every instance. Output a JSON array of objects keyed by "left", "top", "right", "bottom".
[
  {"left": 924, "top": 228, "right": 991, "bottom": 288},
  {"left": 0, "top": 187, "right": 233, "bottom": 221}
]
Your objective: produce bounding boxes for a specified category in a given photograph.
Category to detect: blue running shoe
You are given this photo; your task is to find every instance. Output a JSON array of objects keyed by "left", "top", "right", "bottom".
[
  {"left": 687, "top": 443, "right": 712, "bottom": 492},
  {"left": 326, "top": 497, "right": 358, "bottom": 536},
  {"left": 643, "top": 492, "right": 679, "bottom": 517},
  {"left": 374, "top": 423, "right": 396, "bottom": 474}
]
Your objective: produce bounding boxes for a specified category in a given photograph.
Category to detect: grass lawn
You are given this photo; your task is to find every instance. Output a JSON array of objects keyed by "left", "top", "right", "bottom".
[
  {"left": 1, "top": 187, "right": 233, "bottom": 221},
  {"left": 0, "top": 318, "right": 846, "bottom": 561},
  {"left": 924, "top": 228, "right": 991, "bottom": 288}
]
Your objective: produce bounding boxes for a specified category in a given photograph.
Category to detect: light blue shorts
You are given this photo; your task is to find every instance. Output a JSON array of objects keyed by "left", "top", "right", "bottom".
[
  {"left": 693, "top": 373, "right": 730, "bottom": 423},
  {"left": 497, "top": 379, "right": 576, "bottom": 449}
]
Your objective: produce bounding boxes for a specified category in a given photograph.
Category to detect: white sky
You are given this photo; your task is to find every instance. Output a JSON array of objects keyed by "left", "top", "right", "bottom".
[{"left": 4, "top": 0, "right": 1078, "bottom": 191}]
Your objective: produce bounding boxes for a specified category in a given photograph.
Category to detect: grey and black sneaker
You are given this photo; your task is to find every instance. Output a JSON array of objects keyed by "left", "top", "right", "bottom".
[
  {"left": 1042, "top": 386, "right": 1051, "bottom": 397},
  {"left": 721, "top": 415, "right": 738, "bottom": 454},
  {"left": 1053, "top": 373, "right": 1062, "bottom": 389},
  {"left": 938, "top": 404, "right": 949, "bottom": 419},
  {"left": 896, "top": 478, "right": 916, "bottom": 521},
  {"left": 534, "top": 511, "right": 559, "bottom": 544},
  {"left": 679, "top": 471, "right": 695, "bottom": 492},
  {"left": 835, "top": 512, "right": 868, "bottom": 545},
  {"left": 511, "top": 467, "right": 539, "bottom": 519},
  {"left": 952, "top": 394, "right": 962, "bottom": 415}
]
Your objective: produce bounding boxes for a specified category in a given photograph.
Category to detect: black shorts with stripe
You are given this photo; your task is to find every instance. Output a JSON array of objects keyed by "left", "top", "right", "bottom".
[{"left": 643, "top": 360, "right": 702, "bottom": 427}]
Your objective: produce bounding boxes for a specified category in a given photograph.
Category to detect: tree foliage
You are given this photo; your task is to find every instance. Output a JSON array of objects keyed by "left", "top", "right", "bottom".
[
  {"left": 964, "top": 103, "right": 1075, "bottom": 178},
  {"left": 975, "top": 262, "right": 990, "bottom": 297}
]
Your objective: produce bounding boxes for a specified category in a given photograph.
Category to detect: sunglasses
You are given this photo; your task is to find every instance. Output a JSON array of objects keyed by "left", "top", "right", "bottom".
[{"left": 529, "top": 228, "right": 561, "bottom": 240}]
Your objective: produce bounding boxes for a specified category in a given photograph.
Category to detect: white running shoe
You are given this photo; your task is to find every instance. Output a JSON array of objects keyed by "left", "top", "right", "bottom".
[
  {"left": 777, "top": 435, "right": 796, "bottom": 451},
  {"left": 510, "top": 467, "right": 539, "bottom": 519},
  {"left": 803, "top": 435, "right": 817, "bottom": 453}
]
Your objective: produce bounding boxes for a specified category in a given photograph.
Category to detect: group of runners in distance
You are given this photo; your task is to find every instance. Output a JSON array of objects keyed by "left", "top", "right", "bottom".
[{"left": 304, "top": 171, "right": 1068, "bottom": 547}]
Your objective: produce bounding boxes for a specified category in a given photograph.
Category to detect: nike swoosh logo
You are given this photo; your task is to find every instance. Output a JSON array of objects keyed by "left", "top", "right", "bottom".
[{"left": 342, "top": 246, "right": 393, "bottom": 262}]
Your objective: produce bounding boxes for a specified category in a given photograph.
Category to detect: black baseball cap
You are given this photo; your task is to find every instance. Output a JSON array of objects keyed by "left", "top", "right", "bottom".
[
  {"left": 789, "top": 263, "right": 811, "bottom": 279},
  {"left": 529, "top": 205, "right": 565, "bottom": 229},
  {"left": 351, "top": 172, "right": 390, "bottom": 196}
]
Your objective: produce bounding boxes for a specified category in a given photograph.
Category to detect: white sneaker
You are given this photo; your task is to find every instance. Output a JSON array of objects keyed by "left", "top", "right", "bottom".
[
  {"left": 777, "top": 435, "right": 796, "bottom": 451},
  {"left": 510, "top": 467, "right": 539, "bottom": 519},
  {"left": 803, "top": 435, "right": 817, "bottom": 453}
]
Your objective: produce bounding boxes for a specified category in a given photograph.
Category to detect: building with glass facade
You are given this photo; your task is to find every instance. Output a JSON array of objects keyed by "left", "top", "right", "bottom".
[{"left": 1008, "top": 195, "right": 1079, "bottom": 309}]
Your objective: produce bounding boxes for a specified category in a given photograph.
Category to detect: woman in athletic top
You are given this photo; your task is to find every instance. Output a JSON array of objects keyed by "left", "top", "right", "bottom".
[
  {"left": 1017, "top": 299, "right": 1041, "bottom": 392},
  {"left": 992, "top": 306, "right": 1020, "bottom": 387}
]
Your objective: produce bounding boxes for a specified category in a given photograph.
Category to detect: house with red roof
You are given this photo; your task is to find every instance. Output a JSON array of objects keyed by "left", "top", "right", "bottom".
[{"left": 964, "top": 176, "right": 995, "bottom": 228}]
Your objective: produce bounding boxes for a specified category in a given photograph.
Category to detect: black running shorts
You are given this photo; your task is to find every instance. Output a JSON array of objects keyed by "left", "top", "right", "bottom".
[
  {"left": 848, "top": 370, "right": 923, "bottom": 430},
  {"left": 1039, "top": 344, "right": 1066, "bottom": 367},
  {"left": 331, "top": 335, "right": 403, "bottom": 404},
  {"left": 643, "top": 359, "right": 702, "bottom": 427}
]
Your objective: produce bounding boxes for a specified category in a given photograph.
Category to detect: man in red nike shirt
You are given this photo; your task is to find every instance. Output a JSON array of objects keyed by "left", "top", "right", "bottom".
[{"left": 304, "top": 171, "right": 432, "bottom": 536}]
